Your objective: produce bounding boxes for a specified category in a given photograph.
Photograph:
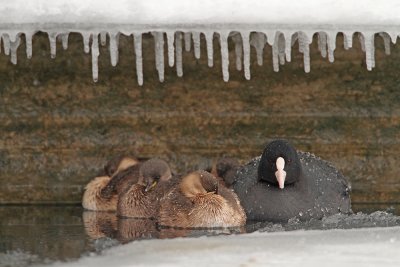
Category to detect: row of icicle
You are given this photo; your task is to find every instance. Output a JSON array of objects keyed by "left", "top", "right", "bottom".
[{"left": 0, "top": 30, "right": 396, "bottom": 85}]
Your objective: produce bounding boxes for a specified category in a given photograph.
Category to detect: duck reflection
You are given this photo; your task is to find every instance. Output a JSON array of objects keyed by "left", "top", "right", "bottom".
[
  {"left": 82, "top": 211, "right": 118, "bottom": 239},
  {"left": 116, "top": 218, "right": 159, "bottom": 243}
]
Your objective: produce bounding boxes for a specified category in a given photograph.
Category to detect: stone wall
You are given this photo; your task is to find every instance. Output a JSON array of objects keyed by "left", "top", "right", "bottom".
[{"left": 1, "top": 32, "right": 400, "bottom": 204}]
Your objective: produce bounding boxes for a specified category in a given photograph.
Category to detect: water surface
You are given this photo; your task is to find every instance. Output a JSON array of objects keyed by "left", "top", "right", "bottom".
[{"left": 0, "top": 204, "right": 399, "bottom": 267}]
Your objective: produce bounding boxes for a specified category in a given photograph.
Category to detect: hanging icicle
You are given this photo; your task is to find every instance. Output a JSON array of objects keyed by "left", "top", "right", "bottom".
[
  {"left": 379, "top": 32, "right": 391, "bottom": 55},
  {"left": 204, "top": 32, "right": 214, "bottom": 67},
  {"left": 60, "top": 33, "right": 69, "bottom": 50},
  {"left": 231, "top": 32, "right": 243, "bottom": 71},
  {"left": 10, "top": 33, "right": 21, "bottom": 65},
  {"left": 82, "top": 32, "right": 91, "bottom": 54},
  {"left": 219, "top": 32, "right": 230, "bottom": 82},
  {"left": 184, "top": 32, "right": 191, "bottom": 52},
  {"left": 133, "top": 33, "right": 143, "bottom": 86},
  {"left": 48, "top": 32, "right": 57, "bottom": 59},
  {"left": 327, "top": 31, "right": 336, "bottom": 63},
  {"left": 91, "top": 33, "right": 99, "bottom": 82},
  {"left": 250, "top": 32, "right": 266, "bottom": 66},
  {"left": 109, "top": 32, "right": 120, "bottom": 67},
  {"left": 175, "top": 32, "right": 183, "bottom": 77},
  {"left": 166, "top": 31, "right": 175, "bottom": 67},
  {"left": 153, "top": 32, "right": 165, "bottom": 82},
  {"left": 364, "top": 32, "right": 375, "bottom": 71},
  {"left": 192, "top": 32, "right": 201, "bottom": 59}
]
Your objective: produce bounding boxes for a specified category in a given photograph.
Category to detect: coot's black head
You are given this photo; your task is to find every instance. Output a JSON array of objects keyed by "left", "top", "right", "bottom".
[{"left": 258, "top": 139, "right": 301, "bottom": 189}]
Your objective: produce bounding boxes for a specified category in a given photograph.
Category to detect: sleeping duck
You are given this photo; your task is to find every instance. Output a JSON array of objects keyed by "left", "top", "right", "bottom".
[
  {"left": 158, "top": 170, "right": 246, "bottom": 228},
  {"left": 212, "top": 157, "right": 241, "bottom": 188},
  {"left": 82, "top": 155, "right": 139, "bottom": 211},
  {"left": 233, "top": 139, "right": 352, "bottom": 222},
  {"left": 117, "top": 158, "right": 173, "bottom": 218}
]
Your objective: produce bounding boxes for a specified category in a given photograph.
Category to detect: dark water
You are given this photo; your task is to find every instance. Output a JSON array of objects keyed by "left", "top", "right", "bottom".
[{"left": 0, "top": 204, "right": 400, "bottom": 267}]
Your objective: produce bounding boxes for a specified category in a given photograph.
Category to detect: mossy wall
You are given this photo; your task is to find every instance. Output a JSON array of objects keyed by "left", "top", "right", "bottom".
[{"left": 1, "top": 32, "right": 400, "bottom": 204}]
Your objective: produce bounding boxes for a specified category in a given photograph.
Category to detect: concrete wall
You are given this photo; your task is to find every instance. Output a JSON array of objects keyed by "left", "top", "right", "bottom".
[{"left": 1, "top": 32, "right": 399, "bottom": 204}]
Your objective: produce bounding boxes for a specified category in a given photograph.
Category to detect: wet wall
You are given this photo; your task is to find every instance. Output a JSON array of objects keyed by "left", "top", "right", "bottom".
[{"left": 0, "top": 32, "right": 399, "bottom": 204}]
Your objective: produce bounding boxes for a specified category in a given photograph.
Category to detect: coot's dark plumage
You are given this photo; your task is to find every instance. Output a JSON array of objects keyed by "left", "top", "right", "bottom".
[{"left": 233, "top": 139, "right": 351, "bottom": 222}]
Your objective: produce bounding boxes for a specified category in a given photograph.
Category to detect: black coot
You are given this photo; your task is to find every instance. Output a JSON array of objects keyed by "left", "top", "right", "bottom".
[{"left": 233, "top": 139, "right": 352, "bottom": 222}]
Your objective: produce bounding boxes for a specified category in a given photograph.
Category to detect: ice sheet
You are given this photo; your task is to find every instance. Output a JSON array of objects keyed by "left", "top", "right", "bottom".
[{"left": 52, "top": 227, "right": 400, "bottom": 267}]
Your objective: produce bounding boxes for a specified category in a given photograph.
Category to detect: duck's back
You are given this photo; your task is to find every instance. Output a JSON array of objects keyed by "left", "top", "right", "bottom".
[{"left": 233, "top": 152, "right": 351, "bottom": 222}]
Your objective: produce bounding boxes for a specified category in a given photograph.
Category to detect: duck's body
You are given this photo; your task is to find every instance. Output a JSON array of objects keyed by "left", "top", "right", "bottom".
[
  {"left": 117, "top": 159, "right": 173, "bottom": 218},
  {"left": 82, "top": 156, "right": 139, "bottom": 211},
  {"left": 233, "top": 140, "right": 351, "bottom": 222},
  {"left": 159, "top": 171, "right": 246, "bottom": 228}
]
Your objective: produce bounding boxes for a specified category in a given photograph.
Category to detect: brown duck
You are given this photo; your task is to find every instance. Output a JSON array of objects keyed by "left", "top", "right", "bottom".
[
  {"left": 158, "top": 170, "right": 246, "bottom": 228},
  {"left": 82, "top": 155, "right": 139, "bottom": 211},
  {"left": 117, "top": 158, "right": 173, "bottom": 219}
]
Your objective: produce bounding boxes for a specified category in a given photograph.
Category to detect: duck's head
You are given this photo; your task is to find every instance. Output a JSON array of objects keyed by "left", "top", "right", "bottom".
[
  {"left": 180, "top": 170, "right": 218, "bottom": 198},
  {"left": 104, "top": 155, "right": 139, "bottom": 177},
  {"left": 138, "top": 159, "right": 172, "bottom": 192},
  {"left": 215, "top": 157, "right": 240, "bottom": 187},
  {"left": 258, "top": 139, "right": 301, "bottom": 189}
]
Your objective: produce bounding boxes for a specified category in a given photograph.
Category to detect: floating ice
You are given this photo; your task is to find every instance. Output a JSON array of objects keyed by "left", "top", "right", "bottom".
[{"left": 0, "top": 1, "right": 399, "bottom": 84}]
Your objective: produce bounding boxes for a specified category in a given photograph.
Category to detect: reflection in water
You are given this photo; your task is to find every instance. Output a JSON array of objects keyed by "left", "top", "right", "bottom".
[{"left": 1, "top": 204, "right": 400, "bottom": 267}]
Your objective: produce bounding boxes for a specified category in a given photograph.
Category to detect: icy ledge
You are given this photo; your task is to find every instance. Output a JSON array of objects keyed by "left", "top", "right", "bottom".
[
  {"left": 0, "top": 1, "right": 399, "bottom": 84},
  {"left": 53, "top": 227, "right": 400, "bottom": 267}
]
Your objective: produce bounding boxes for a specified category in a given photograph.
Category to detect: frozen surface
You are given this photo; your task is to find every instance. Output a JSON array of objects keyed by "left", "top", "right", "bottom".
[
  {"left": 53, "top": 226, "right": 400, "bottom": 267},
  {"left": 0, "top": 1, "right": 399, "bottom": 83}
]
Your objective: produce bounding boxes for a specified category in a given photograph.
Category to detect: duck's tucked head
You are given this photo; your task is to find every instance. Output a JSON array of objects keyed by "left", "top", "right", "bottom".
[
  {"left": 215, "top": 157, "right": 240, "bottom": 187},
  {"left": 180, "top": 170, "right": 218, "bottom": 198},
  {"left": 138, "top": 159, "right": 172, "bottom": 192},
  {"left": 258, "top": 139, "right": 301, "bottom": 189},
  {"left": 104, "top": 155, "right": 139, "bottom": 177}
]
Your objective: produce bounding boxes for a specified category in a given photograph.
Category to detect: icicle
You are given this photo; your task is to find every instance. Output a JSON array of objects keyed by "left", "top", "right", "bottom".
[
  {"left": 318, "top": 32, "right": 327, "bottom": 58},
  {"left": 184, "top": 32, "right": 191, "bottom": 52},
  {"left": 60, "top": 33, "right": 69, "bottom": 50},
  {"left": 166, "top": 31, "right": 175, "bottom": 67},
  {"left": 278, "top": 33, "right": 285, "bottom": 65},
  {"left": 133, "top": 33, "right": 143, "bottom": 86},
  {"left": 192, "top": 32, "right": 201, "bottom": 59},
  {"left": 232, "top": 32, "right": 242, "bottom": 71},
  {"left": 272, "top": 32, "right": 280, "bottom": 72},
  {"left": 153, "top": 32, "right": 165, "bottom": 82},
  {"left": 358, "top": 33, "right": 366, "bottom": 52},
  {"left": 250, "top": 32, "right": 266, "bottom": 66},
  {"left": 10, "top": 34, "right": 21, "bottom": 65},
  {"left": 91, "top": 33, "right": 99, "bottom": 82},
  {"left": 388, "top": 33, "right": 398, "bottom": 44},
  {"left": 379, "top": 32, "right": 391, "bottom": 55},
  {"left": 48, "top": 32, "right": 57, "bottom": 59},
  {"left": 284, "top": 32, "right": 292, "bottom": 62},
  {"left": 100, "top": 32, "right": 107, "bottom": 46},
  {"left": 25, "top": 32, "right": 33, "bottom": 59},
  {"left": 241, "top": 31, "right": 251, "bottom": 80},
  {"left": 343, "top": 32, "right": 353, "bottom": 50},
  {"left": 327, "top": 32, "right": 336, "bottom": 63},
  {"left": 2, "top": 34, "right": 11, "bottom": 56},
  {"left": 175, "top": 32, "right": 183, "bottom": 77},
  {"left": 219, "top": 32, "right": 230, "bottom": 82},
  {"left": 109, "top": 32, "right": 120, "bottom": 67},
  {"left": 82, "top": 32, "right": 91, "bottom": 54},
  {"left": 204, "top": 32, "right": 214, "bottom": 67},
  {"left": 298, "top": 32, "right": 310, "bottom": 73},
  {"left": 363, "top": 33, "right": 375, "bottom": 71}
]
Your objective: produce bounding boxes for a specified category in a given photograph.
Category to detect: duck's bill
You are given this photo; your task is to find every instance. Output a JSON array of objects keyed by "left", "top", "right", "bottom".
[{"left": 145, "top": 181, "right": 158, "bottom": 192}]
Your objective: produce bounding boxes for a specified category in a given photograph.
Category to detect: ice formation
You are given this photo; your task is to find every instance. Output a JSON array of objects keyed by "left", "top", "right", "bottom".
[{"left": 0, "top": 0, "right": 399, "bottom": 85}]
